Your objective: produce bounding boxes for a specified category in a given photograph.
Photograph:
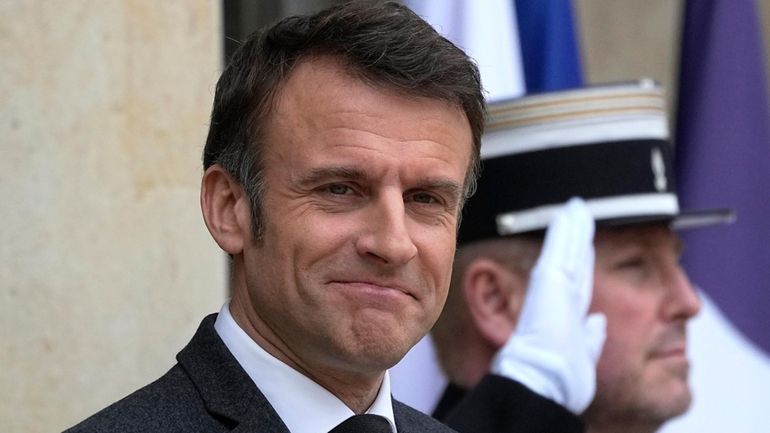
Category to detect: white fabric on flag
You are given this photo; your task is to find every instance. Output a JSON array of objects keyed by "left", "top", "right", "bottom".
[{"left": 407, "top": 0, "right": 526, "bottom": 101}]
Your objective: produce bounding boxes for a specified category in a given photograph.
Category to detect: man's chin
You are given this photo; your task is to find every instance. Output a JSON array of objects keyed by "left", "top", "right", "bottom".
[
  {"left": 647, "top": 378, "right": 693, "bottom": 421},
  {"left": 585, "top": 388, "right": 692, "bottom": 430},
  {"left": 341, "top": 326, "right": 426, "bottom": 371},
  {"left": 670, "top": 385, "right": 693, "bottom": 416},
  {"left": 338, "top": 344, "right": 411, "bottom": 375}
]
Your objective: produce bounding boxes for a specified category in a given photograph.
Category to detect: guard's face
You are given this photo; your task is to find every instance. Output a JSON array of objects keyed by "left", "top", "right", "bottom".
[
  {"left": 586, "top": 225, "right": 701, "bottom": 428},
  {"left": 239, "top": 57, "right": 472, "bottom": 379}
]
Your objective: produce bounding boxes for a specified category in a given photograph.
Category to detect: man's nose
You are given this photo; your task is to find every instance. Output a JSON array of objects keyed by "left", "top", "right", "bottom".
[
  {"left": 662, "top": 264, "right": 702, "bottom": 320},
  {"left": 355, "top": 192, "right": 418, "bottom": 266}
]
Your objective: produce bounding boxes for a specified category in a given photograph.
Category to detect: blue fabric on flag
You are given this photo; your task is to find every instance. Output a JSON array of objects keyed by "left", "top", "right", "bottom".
[
  {"left": 675, "top": 0, "right": 770, "bottom": 355},
  {"left": 515, "top": 0, "right": 583, "bottom": 92}
]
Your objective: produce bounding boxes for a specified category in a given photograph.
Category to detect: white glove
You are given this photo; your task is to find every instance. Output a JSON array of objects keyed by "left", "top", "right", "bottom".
[{"left": 490, "top": 197, "right": 606, "bottom": 414}]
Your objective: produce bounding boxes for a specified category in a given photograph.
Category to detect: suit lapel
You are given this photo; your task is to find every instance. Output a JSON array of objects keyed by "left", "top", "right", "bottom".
[
  {"left": 177, "top": 314, "right": 291, "bottom": 433},
  {"left": 176, "top": 315, "right": 452, "bottom": 433}
]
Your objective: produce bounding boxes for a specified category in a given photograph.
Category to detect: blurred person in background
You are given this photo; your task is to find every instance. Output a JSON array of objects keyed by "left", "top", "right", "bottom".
[{"left": 432, "top": 82, "right": 733, "bottom": 433}]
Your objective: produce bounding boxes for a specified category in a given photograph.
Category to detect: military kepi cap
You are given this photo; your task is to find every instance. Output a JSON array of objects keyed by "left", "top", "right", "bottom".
[{"left": 459, "top": 80, "right": 734, "bottom": 244}]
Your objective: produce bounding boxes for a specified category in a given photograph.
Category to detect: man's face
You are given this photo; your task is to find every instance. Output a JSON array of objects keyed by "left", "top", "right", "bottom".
[
  {"left": 586, "top": 224, "right": 701, "bottom": 427},
  {"left": 239, "top": 57, "right": 472, "bottom": 377}
]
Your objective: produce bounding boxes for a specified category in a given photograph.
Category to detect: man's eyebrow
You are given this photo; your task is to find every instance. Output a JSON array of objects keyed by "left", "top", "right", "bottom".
[
  {"left": 298, "top": 166, "right": 368, "bottom": 186},
  {"left": 298, "top": 167, "right": 464, "bottom": 200},
  {"left": 414, "top": 178, "right": 464, "bottom": 199}
]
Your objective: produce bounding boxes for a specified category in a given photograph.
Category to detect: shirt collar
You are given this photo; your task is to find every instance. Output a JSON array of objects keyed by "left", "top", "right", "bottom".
[{"left": 214, "top": 302, "right": 397, "bottom": 433}]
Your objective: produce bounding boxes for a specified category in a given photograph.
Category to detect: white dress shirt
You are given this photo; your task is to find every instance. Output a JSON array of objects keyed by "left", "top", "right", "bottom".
[{"left": 214, "top": 302, "right": 398, "bottom": 433}]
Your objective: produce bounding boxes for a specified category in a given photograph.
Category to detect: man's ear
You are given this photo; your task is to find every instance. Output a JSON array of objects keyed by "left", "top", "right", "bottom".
[
  {"left": 462, "top": 258, "right": 528, "bottom": 349},
  {"left": 200, "top": 165, "right": 252, "bottom": 255}
]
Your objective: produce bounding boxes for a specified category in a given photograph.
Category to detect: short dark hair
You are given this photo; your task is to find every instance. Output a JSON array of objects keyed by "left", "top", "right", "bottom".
[{"left": 203, "top": 0, "right": 485, "bottom": 240}]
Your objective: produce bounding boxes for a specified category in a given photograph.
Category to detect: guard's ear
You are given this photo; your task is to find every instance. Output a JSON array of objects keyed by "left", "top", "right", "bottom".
[
  {"left": 462, "top": 258, "right": 528, "bottom": 349},
  {"left": 200, "top": 165, "right": 252, "bottom": 255}
]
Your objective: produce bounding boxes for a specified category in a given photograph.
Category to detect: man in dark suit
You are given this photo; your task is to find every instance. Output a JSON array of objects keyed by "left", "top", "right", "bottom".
[
  {"left": 64, "top": 2, "right": 615, "bottom": 432},
  {"left": 65, "top": 2, "right": 483, "bottom": 432}
]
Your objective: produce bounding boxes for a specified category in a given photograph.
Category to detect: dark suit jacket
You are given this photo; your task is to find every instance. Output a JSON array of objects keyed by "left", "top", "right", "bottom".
[
  {"left": 64, "top": 314, "right": 455, "bottom": 433},
  {"left": 435, "top": 375, "right": 584, "bottom": 433}
]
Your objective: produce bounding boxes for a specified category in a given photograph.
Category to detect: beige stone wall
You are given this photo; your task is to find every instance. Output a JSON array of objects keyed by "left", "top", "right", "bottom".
[
  {"left": 576, "top": 0, "right": 770, "bottom": 111},
  {"left": 576, "top": 0, "right": 682, "bottom": 109},
  {"left": 0, "top": 2, "right": 225, "bottom": 432},
  {"left": 761, "top": 0, "right": 770, "bottom": 78}
]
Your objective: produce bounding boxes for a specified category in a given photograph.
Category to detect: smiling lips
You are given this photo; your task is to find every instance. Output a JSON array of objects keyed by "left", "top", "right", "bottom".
[{"left": 329, "top": 279, "right": 417, "bottom": 301}]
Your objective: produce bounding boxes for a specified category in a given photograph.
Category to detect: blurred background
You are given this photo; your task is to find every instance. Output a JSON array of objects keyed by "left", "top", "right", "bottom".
[{"left": 2, "top": 1, "right": 769, "bottom": 432}]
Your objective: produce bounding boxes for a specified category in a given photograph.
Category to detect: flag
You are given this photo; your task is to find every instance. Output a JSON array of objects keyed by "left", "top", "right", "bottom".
[
  {"left": 392, "top": 0, "right": 584, "bottom": 413},
  {"left": 664, "top": 0, "right": 770, "bottom": 432},
  {"left": 515, "top": 0, "right": 583, "bottom": 92},
  {"left": 675, "top": 0, "right": 770, "bottom": 356}
]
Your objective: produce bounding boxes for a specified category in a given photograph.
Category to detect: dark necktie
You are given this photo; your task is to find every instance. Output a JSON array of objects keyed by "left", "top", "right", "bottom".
[{"left": 328, "top": 414, "right": 391, "bottom": 433}]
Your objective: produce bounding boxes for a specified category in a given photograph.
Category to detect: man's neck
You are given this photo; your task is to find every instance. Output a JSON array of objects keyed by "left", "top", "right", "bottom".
[{"left": 228, "top": 293, "right": 383, "bottom": 413}]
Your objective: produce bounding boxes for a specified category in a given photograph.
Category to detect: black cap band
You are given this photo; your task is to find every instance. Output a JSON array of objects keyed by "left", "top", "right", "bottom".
[{"left": 457, "top": 81, "right": 733, "bottom": 244}]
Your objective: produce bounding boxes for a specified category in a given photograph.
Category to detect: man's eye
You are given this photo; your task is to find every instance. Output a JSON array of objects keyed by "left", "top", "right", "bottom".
[
  {"left": 410, "top": 192, "right": 439, "bottom": 204},
  {"left": 617, "top": 258, "right": 643, "bottom": 268},
  {"left": 614, "top": 256, "right": 651, "bottom": 273},
  {"left": 327, "top": 184, "right": 352, "bottom": 195}
]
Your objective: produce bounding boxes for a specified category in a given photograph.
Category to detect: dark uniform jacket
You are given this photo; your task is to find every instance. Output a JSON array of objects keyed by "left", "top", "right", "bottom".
[{"left": 435, "top": 375, "right": 585, "bottom": 433}]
